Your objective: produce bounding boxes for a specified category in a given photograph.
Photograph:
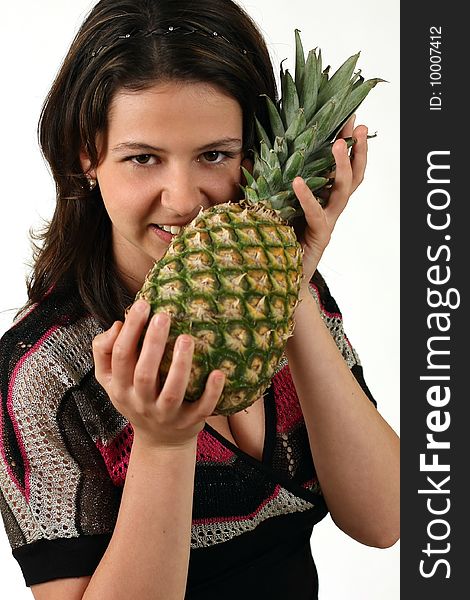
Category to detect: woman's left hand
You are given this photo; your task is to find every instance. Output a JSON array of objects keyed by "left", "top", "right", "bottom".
[{"left": 292, "top": 115, "right": 369, "bottom": 288}]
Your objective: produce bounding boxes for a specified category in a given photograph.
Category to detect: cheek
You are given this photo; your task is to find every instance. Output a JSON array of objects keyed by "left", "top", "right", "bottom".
[
  {"left": 100, "top": 183, "right": 149, "bottom": 224},
  {"left": 97, "top": 168, "right": 149, "bottom": 217},
  {"left": 209, "top": 165, "right": 242, "bottom": 201},
  {"left": 97, "top": 162, "right": 136, "bottom": 196}
]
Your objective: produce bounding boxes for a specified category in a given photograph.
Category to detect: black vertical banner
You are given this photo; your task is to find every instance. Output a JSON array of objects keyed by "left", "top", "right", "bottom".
[{"left": 401, "top": 2, "right": 468, "bottom": 598}]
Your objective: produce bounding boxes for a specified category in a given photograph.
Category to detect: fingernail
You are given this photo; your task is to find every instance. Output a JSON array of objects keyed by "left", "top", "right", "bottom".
[
  {"left": 214, "top": 371, "right": 225, "bottom": 384},
  {"left": 134, "top": 300, "right": 149, "bottom": 313},
  {"left": 153, "top": 312, "right": 169, "bottom": 328},
  {"left": 177, "top": 335, "right": 193, "bottom": 351}
]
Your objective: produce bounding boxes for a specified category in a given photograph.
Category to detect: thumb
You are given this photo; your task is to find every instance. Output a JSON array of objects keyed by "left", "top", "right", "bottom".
[{"left": 92, "top": 321, "right": 123, "bottom": 386}]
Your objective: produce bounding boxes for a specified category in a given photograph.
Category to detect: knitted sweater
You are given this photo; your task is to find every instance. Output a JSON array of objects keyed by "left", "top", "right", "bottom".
[{"left": 0, "top": 278, "right": 375, "bottom": 598}]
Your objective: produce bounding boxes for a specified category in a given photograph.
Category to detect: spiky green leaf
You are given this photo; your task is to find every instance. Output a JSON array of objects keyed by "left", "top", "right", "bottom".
[
  {"left": 294, "top": 29, "right": 306, "bottom": 102},
  {"left": 283, "top": 150, "right": 305, "bottom": 182},
  {"left": 285, "top": 108, "right": 307, "bottom": 143},
  {"left": 262, "top": 94, "right": 285, "bottom": 139},
  {"left": 241, "top": 166, "right": 255, "bottom": 188},
  {"left": 302, "top": 155, "right": 336, "bottom": 178},
  {"left": 259, "top": 142, "right": 281, "bottom": 171},
  {"left": 267, "top": 190, "right": 294, "bottom": 210},
  {"left": 265, "top": 166, "right": 283, "bottom": 192},
  {"left": 260, "top": 139, "right": 272, "bottom": 165},
  {"left": 341, "top": 77, "right": 385, "bottom": 122},
  {"left": 329, "top": 78, "right": 385, "bottom": 140},
  {"left": 293, "top": 126, "right": 317, "bottom": 154},
  {"left": 317, "top": 52, "right": 360, "bottom": 107},
  {"left": 255, "top": 117, "right": 272, "bottom": 150},
  {"left": 245, "top": 186, "right": 259, "bottom": 204},
  {"left": 304, "top": 176, "right": 329, "bottom": 192},
  {"left": 306, "top": 98, "right": 336, "bottom": 148},
  {"left": 256, "top": 175, "right": 271, "bottom": 200},
  {"left": 318, "top": 65, "right": 330, "bottom": 94},
  {"left": 303, "top": 49, "right": 320, "bottom": 122},
  {"left": 281, "top": 70, "right": 300, "bottom": 128},
  {"left": 278, "top": 206, "right": 299, "bottom": 221}
]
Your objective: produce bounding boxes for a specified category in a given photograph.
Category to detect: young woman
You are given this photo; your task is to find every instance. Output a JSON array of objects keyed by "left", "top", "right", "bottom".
[{"left": 0, "top": 0, "right": 400, "bottom": 598}]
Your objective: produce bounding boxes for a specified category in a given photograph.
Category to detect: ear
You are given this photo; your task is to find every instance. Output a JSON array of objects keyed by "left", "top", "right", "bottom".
[{"left": 79, "top": 148, "right": 97, "bottom": 179}]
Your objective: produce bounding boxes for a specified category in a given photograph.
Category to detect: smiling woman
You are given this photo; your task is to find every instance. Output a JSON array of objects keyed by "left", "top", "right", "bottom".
[{"left": 0, "top": 1, "right": 400, "bottom": 599}]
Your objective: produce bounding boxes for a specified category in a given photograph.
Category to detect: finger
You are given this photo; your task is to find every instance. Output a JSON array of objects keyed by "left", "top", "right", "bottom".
[
  {"left": 350, "top": 124, "right": 368, "bottom": 192},
  {"left": 326, "top": 138, "right": 353, "bottom": 223},
  {"left": 292, "top": 176, "right": 325, "bottom": 229},
  {"left": 133, "top": 312, "right": 171, "bottom": 400},
  {"left": 92, "top": 321, "right": 123, "bottom": 386},
  {"left": 158, "top": 334, "right": 195, "bottom": 417},
  {"left": 184, "top": 370, "right": 226, "bottom": 420},
  {"left": 337, "top": 113, "right": 356, "bottom": 140},
  {"left": 111, "top": 300, "right": 151, "bottom": 389}
]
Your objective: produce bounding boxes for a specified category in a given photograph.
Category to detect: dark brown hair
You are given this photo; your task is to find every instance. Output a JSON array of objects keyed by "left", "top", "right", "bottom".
[{"left": 28, "top": 0, "right": 277, "bottom": 328}]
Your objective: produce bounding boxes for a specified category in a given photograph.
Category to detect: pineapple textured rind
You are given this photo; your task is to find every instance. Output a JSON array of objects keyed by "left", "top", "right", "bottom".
[{"left": 137, "top": 203, "right": 303, "bottom": 415}]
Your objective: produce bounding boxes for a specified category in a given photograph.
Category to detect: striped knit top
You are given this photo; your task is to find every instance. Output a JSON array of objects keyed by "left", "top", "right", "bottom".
[{"left": 0, "top": 277, "right": 375, "bottom": 598}]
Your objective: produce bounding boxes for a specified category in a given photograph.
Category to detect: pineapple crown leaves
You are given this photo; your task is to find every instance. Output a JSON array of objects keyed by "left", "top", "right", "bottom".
[{"left": 242, "top": 29, "right": 386, "bottom": 222}]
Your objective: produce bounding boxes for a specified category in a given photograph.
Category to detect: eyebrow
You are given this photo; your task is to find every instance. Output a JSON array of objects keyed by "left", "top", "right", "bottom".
[{"left": 111, "top": 137, "right": 243, "bottom": 154}]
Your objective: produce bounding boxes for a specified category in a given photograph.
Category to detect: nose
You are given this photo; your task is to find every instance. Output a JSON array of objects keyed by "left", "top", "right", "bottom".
[{"left": 160, "top": 164, "right": 205, "bottom": 218}]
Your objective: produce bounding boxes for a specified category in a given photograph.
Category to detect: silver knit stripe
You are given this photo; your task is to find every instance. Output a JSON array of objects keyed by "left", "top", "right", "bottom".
[
  {"left": 1, "top": 316, "right": 101, "bottom": 546},
  {"left": 307, "top": 284, "right": 361, "bottom": 368},
  {"left": 273, "top": 284, "right": 360, "bottom": 377},
  {"left": 190, "top": 485, "right": 314, "bottom": 548}
]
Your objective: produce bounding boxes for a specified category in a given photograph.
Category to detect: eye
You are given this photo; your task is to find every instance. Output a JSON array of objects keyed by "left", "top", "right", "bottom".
[
  {"left": 124, "top": 154, "right": 159, "bottom": 167},
  {"left": 202, "top": 151, "right": 224, "bottom": 163},
  {"left": 132, "top": 154, "right": 155, "bottom": 165},
  {"left": 201, "top": 151, "right": 237, "bottom": 164}
]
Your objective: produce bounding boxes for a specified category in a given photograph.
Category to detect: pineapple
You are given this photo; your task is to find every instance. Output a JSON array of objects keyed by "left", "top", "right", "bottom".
[{"left": 136, "top": 30, "right": 383, "bottom": 415}]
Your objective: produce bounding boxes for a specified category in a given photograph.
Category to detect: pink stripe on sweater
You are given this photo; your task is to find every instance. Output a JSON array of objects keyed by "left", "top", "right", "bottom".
[
  {"left": 95, "top": 424, "right": 134, "bottom": 487},
  {"left": 1, "top": 326, "right": 60, "bottom": 501},
  {"left": 196, "top": 428, "right": 235, "bottom": 463},
  {"left": 272, "top": 366, "right": 303, "bottom": 433},
  {"left": 95, "top": 424, "right": 237, "bottom": 488}
]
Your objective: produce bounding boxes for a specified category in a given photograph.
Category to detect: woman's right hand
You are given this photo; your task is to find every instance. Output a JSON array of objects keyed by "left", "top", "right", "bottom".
[{"left": 92, "top": 299, "right": 225, "bottom": 449}]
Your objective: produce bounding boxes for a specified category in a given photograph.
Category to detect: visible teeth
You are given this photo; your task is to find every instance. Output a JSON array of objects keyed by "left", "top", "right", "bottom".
[{"left": 159, "top": 224, "right": 182, "bottom": 234}]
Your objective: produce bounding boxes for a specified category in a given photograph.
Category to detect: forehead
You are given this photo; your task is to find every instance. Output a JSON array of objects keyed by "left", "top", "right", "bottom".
[{"left": 107, "top": 81, "right": 243, "bottom": 142}]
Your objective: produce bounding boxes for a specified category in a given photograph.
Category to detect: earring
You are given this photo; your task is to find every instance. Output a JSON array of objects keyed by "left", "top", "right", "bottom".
[{"left": 87, "top": 177, "right": 97, "bottom": 191}]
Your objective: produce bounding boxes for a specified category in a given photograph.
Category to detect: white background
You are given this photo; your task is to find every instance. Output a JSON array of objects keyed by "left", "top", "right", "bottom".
[{"left": 0, "top": 1, "right": 399, "bottom": 598}]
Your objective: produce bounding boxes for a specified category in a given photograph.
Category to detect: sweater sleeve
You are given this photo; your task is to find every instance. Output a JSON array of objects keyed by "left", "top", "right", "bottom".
[
  {"left": 0, "top": 315, "right": 123, "bottom": 587},
  {"left": 308, "top": 273, "right": 377, "bottom": 407}
]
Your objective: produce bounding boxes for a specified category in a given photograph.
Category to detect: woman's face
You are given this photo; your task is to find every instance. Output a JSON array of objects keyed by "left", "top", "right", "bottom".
[{"left": 81, "top": 81, "right": 246, "bottom": 294}]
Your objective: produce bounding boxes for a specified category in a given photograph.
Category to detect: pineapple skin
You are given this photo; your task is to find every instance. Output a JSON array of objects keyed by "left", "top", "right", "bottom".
[{"left": 137, "top": 202, "right": 303, "bottom": 416}]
